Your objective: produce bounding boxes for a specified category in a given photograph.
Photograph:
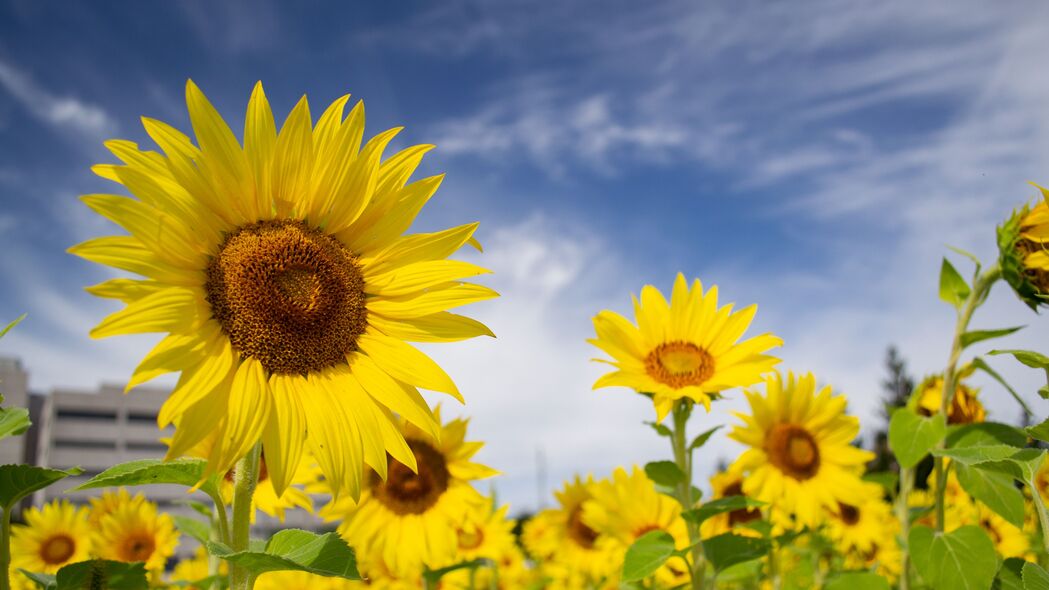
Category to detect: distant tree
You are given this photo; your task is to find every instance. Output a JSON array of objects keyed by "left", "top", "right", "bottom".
[{"left": 868, "top": 345, "right": 915, "bottom": 474}]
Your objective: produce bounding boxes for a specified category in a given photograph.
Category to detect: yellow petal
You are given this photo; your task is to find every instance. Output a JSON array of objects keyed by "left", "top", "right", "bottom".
[
  {"left": 348, "top": 353, "right": 440, "bottom": 440},
  {"left": 70, "top": 236, "right": 202, "bottom": 287},
  {"left": 336, "top": 174, "right": 443, "bottom": 254},
  {"left": 85, "top": 278, "right": 163, "bottom": 303},
  {"left": 367, "top": 282, "right": 498, "bottom": 319},
  {"left": 322, "top": 126, "right": 401, "bottom": 233},
  {"left": 216, "top": 358, "right": 273, "bottom": 475},
  {"left": 360, "top": 222, "right": 479, "bottom": 273},
  {"left": 157, "top": 334, "right": 235, "bottom": 426},
  {"left": 271, "top": 95, "right": 314, "bottom": 218},
  {"left": 364, "top": 260, "right": 491, "bottom": 297},
  {"left": 185, "top": 80, "right": 253, "bottom": 223},
  {"left": 90, "top": 287, "right": 200, "bottom": 338},
  {"left": 262, "top": 374, "right": 306, "bottom": 497},
  {"left": 357, "top": 330, "right": 460, "bottom": 399},
  {"left": 368, "top": 312, "right": 494, "bottom": 343},
  {"left": 244, "top": 81, "right": 277, "bottom": 219}
]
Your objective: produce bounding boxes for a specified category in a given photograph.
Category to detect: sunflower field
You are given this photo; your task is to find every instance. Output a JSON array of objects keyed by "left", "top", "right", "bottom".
[{"left": 0, "top": 80, "right": 1047, "bottom": 590}]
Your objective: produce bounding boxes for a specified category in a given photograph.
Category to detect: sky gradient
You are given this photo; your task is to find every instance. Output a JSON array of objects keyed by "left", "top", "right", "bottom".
[{"left": 2, "top": 0, "right": 1048, "bottom": 513}]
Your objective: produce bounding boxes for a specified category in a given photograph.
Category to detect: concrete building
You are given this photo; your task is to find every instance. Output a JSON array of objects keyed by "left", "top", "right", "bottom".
[{"left": 0, "top": 357, "right": 29, "bottom": 467}]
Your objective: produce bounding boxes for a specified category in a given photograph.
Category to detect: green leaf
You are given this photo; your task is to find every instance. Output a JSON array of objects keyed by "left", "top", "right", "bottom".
[
  {"left": 889, "top": 408, "right": 946, "bottom": 468},
  {"left": 55, "top": 560, "right": 150, "bottom": 590},
  {"left": 0, "top": 314, "right": 26, "bottom": 340},
  {"left": 1023, "top": 562, "right": 1049, "bottom": 590},
  {"left": 947, "top": 244, "right": 982, "bottom": 272},
  {"left": 681, "top": 496, "right": 765, "bottom": 526},
  {"left": 912, "top": 525, "right": 998, "bottom": 590},
  {"left": 825, "top": 572, "right": 891, "bottom": 590},
  {"left": 173, "top": 515, "right": 212, "bottom": 545},
  {"left": 934, "top": 443, "right": 1021, "bottom": 466},
  {"left": 0, "top": 465, "right": 81, "bottom": 510},
  {"left": 621, "top": 530, "right": 676, "bottom": 582},
  {"left": 644, "top": 461, "right": 685, "bottom": 487},
  {"left": 974, "top": 448, "right": 1046, "bottom": 483},
  {"left": 645, "top": 421, "right": 672, "bottom": 437},
  {"left": 423, "top": 559, "right": 488, "bottom": 583},
  {"left": 0, "top": 406, "right": 31, "bottom": 440},
  {"left": 971, "top": 358, "right": 1033, "bottom": 417},
  {"left": 961, "top": 327, "right": 1024, "bottom": 349},
  {"left": 996, "top": 558, "right": 1025, "bottom": 590},
  {"left": 955, "top": 462, "right": 1025, "bottom": 527},
  {"left": 207, "top": 529, "right": 360, "bottom": 579},
  {"left": 863, "top": 472, "right": 899, "bottom": 495},
  {"left": 71, "top": 458, "right": 220, "bottom": 498},
  {"left": 948, "top": 422, "right": 1028, "bottom": 449},
  {"left": 17, "top": 570, "right": 55, "bottom": 590},
  {"left": 1028, "top": 418, "right": 1049, "bottom": 443},
  {"left": 702, "top": 533, "right": 770, "bottom": 573},
  {"left": 689, "top": 426, "right": 723, "bottom": 451},
  {"left": 990, "top": 349, "right": 1049, "bottom": 370},
  {"left": 940, "top": 258, "right": 971, "bottom": 307}
]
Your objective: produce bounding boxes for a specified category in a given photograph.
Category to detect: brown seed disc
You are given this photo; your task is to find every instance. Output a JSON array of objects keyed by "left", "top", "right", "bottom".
[
  {"left": 766, "top": 423, "right": 821, "bottom": 480},
  {"left": 370, "top": 439, "right": 451, "bottom": 516},
  {"left": 644, "top": 341, "right": 715, "bottom": 388}
]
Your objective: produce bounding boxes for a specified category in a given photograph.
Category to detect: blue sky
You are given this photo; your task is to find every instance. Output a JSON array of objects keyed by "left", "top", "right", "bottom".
[{"left": 1, "top": 0, "right": 1048, "bottom": 513}]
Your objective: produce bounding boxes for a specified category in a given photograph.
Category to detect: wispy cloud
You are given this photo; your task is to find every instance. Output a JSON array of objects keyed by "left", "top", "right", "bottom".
[{"left": 0, "top": 59, "right": 117, "bottom": 141}]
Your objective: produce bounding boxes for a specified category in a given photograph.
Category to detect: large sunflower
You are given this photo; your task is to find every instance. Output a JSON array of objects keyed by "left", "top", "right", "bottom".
[
  {"left": 728, "top": 371, "right": 873, "bottom": 527},
  {"left": 70, "top": 81, "right": 496, "bottom": 499},
  {"left": 10, "top": 501, "right": 91, "bottom": 587},
  {"left": 327, "top": 410, "right": 497, "bottom": 575},
  {"left": 590, "top": 273, "right": 782, "bottom": 419}
]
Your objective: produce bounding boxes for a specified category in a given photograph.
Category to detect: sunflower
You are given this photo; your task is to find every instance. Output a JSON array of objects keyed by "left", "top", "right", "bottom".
[
  {"left": 823, "top": 483, "right": 893, "bottom": 554},
  {"left": 446, "top": 497, "right": 517, "bottom": 564},
  {"left": 583, "top": 467, "right": 690, "bottom": 586},
  {"left": 71, "top": 80, "right": 496, "bottom": 500},
  {"left": 728, "top": 371, "right": 873, "bottom": 527},
  {"left": 999, "top": 183, "right": 1049, "bottom": 310},
  {"left": 327, "top": 410, "right": 496, "bottom": 575},
  {"left": 522, "top": 476, "right": 617, "bottom": 585},
  {"left": 1034, "top": 458, "right": 1049, "bottom": 504},
  {"left": 86, "top": 487, "right": 147, "bottom": 527},
  {"left": 10, "top": 501, "right": 91, "bottom": 586},
  {"left": 169, "top": 547, "right": 227, "bottom": 590},
  {"left": 974, "top": 502, "right": 1029, "bottom": 559},
  {"left": 255, "top": 570, "right": 362, "bottom": 590},
  {"left": 914, "top": 369, "right": 985, "bottom": 425},
  {"left": 590, "top": 273, "right": 782, "bottom": 419},
  {"left": 700, "top": 467, "right": 764, "bottom": 538},
  {"left": 92, "top": 496, "right": 180, "bottom": 574}
]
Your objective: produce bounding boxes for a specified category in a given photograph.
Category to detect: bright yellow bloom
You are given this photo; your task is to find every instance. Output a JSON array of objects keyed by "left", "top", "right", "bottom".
[
  {"left": 328, "top": 410, "right": 496, "bottom": 575},
  {"left": 700, "top": 467, "right": 764, "bottom": 538},
  {"left": 914, "top": 371, "right": 986, "bottom": 425},
  {"left": 169, "top": 547, "right": 227, "bottom": 589},
  {"left": 729, "top": 371, "right": 873, "bottom": 527},
  {"left": 824, "top": 483, "right": 894, "bottom": 555},
  {"left": 11, "top": 501, "right": 91, "bottom": 586},
  {"left": 583, "top": 467, "right": 690, "bottom": 587},
  {"left": 87, "top": 488, "right": 147, "bottom": 528},
  {"left": 590, "top": 273, "right": 782, "bottom": 419},
  {"left": 71, "top": 80, "right": 496, "bottom": 500},
  {"left": 255, "top": 570, "right": 363, "bottom": 590},
  {"left": 999, "top": 183, "right": 1049, "bottom": 310},
  {"left": 91, "top": 496, "right": 179, "bottom": 574},
  {"left": 447, "top": 497, "right": 517, "bottom": 564},
  {"left": 974, "top": 503, "right": 1029, "bottom": 559}
]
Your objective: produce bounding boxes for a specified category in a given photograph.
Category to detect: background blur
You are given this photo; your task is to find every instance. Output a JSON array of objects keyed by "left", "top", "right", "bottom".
[{"left": 1, "top": 0, "right": 1048, "bottom": 515}]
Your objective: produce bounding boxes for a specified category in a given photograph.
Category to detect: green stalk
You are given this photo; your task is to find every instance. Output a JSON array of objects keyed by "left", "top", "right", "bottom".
[
  {"left": 895, "top": 466, "right": 913, "bottom": 590},
  {"left": 0, "top": 507, "right": 11, "bottom": 590},
  {"left": 229, "top": 442, "right": 262, "bottom": 590},
  {"left": 933, "top": 264, "right": 1000, "bottom": 532},
  {"left": 670, "top": 401, "right": 706, "bottom": 590}
]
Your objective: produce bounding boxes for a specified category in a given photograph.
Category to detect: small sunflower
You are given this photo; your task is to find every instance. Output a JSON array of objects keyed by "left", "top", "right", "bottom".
[
  {"left": 583, "top": 467, "right": 690, "bottom": 586},
  {"left": 92, "top": 497, "right": 180, "bottom": 574},
  {"left": 728, "top": 371, "right": 873, "bottom": 527},
  {"left": 71, "top": 80, "right": 496, "bottom": 500},
  {"left": 169, "top": 547, "right": 227, "bottom": 590},
  {"left": 1034, "top": 459, "right": 1049, "bottom": 504},
  {"left": 590, "top": 273, "right": 782, "bottom": 419},
  {"left": 913, "top": 370, "right": 985, "bottom": 425},
  {"left": 255, "top": 570, "right": 362, "bottom": 590},
  {"left": 999, "top": 183, "right": 1049, "bottom": 310},
  {"left": 329, "top": 410, "right": 496, "bottom": 575},
  {"left": 700, "top": 467, "right": 763, "bottom": 538},
  {"left": 440, "top": 499, "right": 528, "bottom": 589},
  {"left": 11, "top": 501, "right": 91, "bottom": 584},
  {"left": 86, "top": 488, "right": 147, "bottom": 528},
  {"left": 824, "top": 483, "right": 893, "bottom": 554}
]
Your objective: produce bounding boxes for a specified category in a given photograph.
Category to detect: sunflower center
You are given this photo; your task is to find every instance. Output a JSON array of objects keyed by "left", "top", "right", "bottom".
[
  {"left": 723, "top": 481, "right": 760, "bottom": 526},
  {"left": 205, "top": 219, "right": 368, "bottom": 375},
  {"left": 837, "top": 502, "right": 860, "bottom": 526},
  {"left": 766, "top": 424, "right": 820, "bottom": 480},
  {"left": 371, "top": 439, "right": 450, "bottom": 515},
  {"left": 567, "top": 507, "right": 599, "bottom": 549},
  {"left": 39, "top": 535, "right": 76, "bottom": 565},
  {"left": 457, "top": 526, "right": 485, "bottom": 551},
  {"left": 645, "top": 341, "right": 715, "bottom": 388},
  {"left": 120, "top": 533, "right": 156, "bottom": 563}
]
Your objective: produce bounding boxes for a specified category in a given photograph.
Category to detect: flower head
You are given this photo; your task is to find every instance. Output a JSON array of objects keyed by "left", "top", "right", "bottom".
[{"left": 998, "top": 183, "right": 1049, "bottom": 310}]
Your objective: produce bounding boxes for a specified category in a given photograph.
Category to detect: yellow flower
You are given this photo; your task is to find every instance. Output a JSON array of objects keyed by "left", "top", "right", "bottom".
[
  {"left": 824, "top": 483, "right": 894, "bottom": 555},
  {"left": 522, "top": 476, "right": 617, "bottom": 585},
  {"left": 729, "top": 371, "right": 874, "bottom": 527},
  {"left": 70, "top": 80, "right": 496, "bottom": 500},
  {"left": 590, "top": 273, "right": 782, "bottom": 419},
  {"left": 1034, "top": 459, "right": 1049, "bottom": 505},
  {"left": 92, "top": 496, "right": 180, "bottom": 574},
  {"left": 583, "top": 467, "right": 690, "bottom": 587},
  {"left": 87, "top": 488, "right": 147, "bottom": 528},
  {"left": 914, "top": 371, "right": 985, "bottom": 425},
  {"left": 255, "top": 570, "right": 363, "bottom": 590},
  {"left": 700, "top": 467, "right": 763, "bottom": 538},
  {"left": 328, "top": 410, "right": 496, "bottom": 575},
  {"left": 975, "top": 503, "right": 1029, "bottom": 559},
  {"left": 169, "top": 547, "right": 227, "bottom": 590},
  {"left": 11, "top": 501, "right": 91, "bottom": 585},
  {"left": 447, "top": 497, "right": 517, "bottom": 564},
  {"left": 999, "top": 183, "right": 1049, "bottom": 310}
]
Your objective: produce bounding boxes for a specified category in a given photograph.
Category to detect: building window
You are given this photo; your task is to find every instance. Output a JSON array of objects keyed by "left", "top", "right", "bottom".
[{"left": 55, "top": 409, "right": 117, "bottom": 421}]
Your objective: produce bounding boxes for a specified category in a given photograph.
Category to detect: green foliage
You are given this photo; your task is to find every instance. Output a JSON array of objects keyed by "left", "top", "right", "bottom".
[
  {"left": 18, "top": 570, "right": 55, "bottom": 589},
  {"left": 910, "top": 525, "right": 997, "bottom": 590},
  {"left": 996, "top": 558, "right": 1025, "bottom": 590},
  {"left": 990, "top": 349, "right": 1049, "bottom": 399},
  {"left": 22, "top": 560, "right": 150, "bottom": 590},
  {"left": 862, "top": 471, "right": 899, "bottom": 495},
  {"left": 206, "top": 529, "right": 360, "bottom": 579},
  {"left": 173, "top": 515, "right": 211, "bottom": 545},
  {"left": 889, "top": 408, "right": 945, "bottom": 468},
  {"left": 621, "top": 530, "right": 676, "bottom": 582},
  {"left": 970, "top": 357, "right": 1033, "bottom": 415},
  {"left": 681, "top": 496, "right": 764, "bottom": 526},
  {"left": 954, "top": 462, "right": 1025, "bottom": 527},
  {"left": 1028, "top": 418, "right": 1049, "bottom": 443},
  {"left": 644, "top": 461, "right": 686, "bottom": 487},
  {"left": 1023, "top": 562, "right": 1049, "bottom": 590},
  {"left": 960, "top": 326, "right": 1024, "bottom": 349},
  {"left": 423, "top": 559, "right": 489, "bottom": 584},
  {"left": 940, "top": 258, "right": 971, "bottom": 307},
  {"left": 947, "top": 422, "right": 1028, "bottom": 449},
  {"left": 0, "top": 403, "right": 30, "bottom": 442},
  {"left": 824, "top": 572, "right": 891, "bottom": 590},
  {"left": 689, "top": 426, "right": 722, "bottom": 450},
  {"left": 702, "top": 533, "right": 770, "bottom": 573},
  {"left": 0, "top": 315, "right": 25, "bottom": 341},
  {"left": 72, "top": 458, "right": 222, "bottom": 499},
  {"left": 645, "top": 421, "right": 672, "bottom": 437},
  {"left": 0, "top": 465, "right": 81, "bottom": 512}
]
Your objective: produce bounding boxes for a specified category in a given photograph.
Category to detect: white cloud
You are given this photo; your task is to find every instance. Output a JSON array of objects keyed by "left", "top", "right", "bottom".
[{"left": 0, "top": 59, "right": 117, "bottom": 141}]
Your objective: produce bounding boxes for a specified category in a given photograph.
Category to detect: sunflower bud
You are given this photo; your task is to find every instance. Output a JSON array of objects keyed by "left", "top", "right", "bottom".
[
  {"left": 998, "top": 183, "right": 1049, "bottom": 311},
  {"left": 912, "top": 367, "right": 985, "bottom": 425}
]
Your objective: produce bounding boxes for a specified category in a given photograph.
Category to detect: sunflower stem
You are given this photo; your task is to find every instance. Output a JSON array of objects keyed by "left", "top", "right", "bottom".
[
  {"left": 933, "top": 263, "right": 1000, "bottom": 532},
  {"left": 896, "top": 465, "right": 913, "bottom": 590},
  {"left": 229, "top": 442, "right": 262, "bottom": 590},
  {"left": 670, "top": 401, "right": 706, "bottom": 590},
  {"left": 0, "top": 506, "right": 11, "bottom": 590}
]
